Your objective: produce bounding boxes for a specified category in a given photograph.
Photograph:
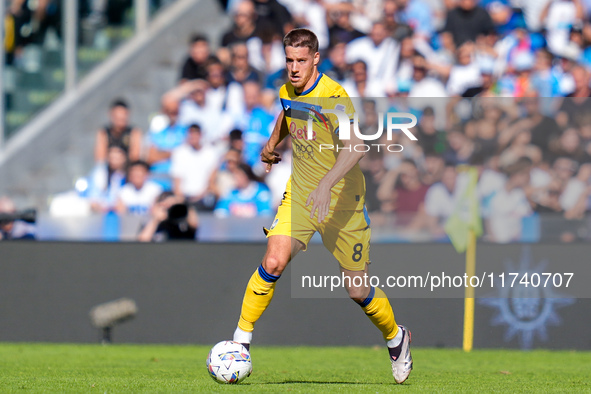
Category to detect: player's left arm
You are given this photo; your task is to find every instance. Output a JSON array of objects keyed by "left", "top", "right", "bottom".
[{"left": 306, "top": 123, "right": 364, "bottom": 223}]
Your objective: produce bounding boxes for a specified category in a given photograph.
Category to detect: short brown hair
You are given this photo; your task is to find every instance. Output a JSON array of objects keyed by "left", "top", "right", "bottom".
[{"left": 283, "top": 28, "right": 319, "bottom": 54}]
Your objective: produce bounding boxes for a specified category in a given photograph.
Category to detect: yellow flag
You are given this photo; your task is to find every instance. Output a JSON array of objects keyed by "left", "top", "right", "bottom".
[{"left": 444, "top": 167, "right": 483, "bottom": 253}]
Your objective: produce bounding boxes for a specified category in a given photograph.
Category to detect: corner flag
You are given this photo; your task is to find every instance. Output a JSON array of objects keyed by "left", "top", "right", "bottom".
[
  {"left": 444, "top": 166, "right": 482, "bottom": 352},
  {"left": 444, "top": 167, "right": 482, "bottom": 253}
]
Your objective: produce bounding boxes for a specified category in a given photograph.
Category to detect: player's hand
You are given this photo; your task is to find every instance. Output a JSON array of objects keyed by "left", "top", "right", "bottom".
[
  {"left": 306, "top": 183, "right": 331, "bottom": 223},
  {"left": 260, "top": 145, "right": 281, "bottom": 173}
]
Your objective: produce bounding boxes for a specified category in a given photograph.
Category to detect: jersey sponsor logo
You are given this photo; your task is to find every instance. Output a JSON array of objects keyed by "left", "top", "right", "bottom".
[
  {"left": 289, "top": 121, "right": 317, "bottom": 141},
  {"left": 293, "top": 142, "right": 315, "bottom": 160}
]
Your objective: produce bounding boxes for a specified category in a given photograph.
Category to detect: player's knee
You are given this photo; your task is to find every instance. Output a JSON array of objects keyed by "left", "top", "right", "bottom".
[
  {"left": 346, "top": 285, "right": 368, "bottom": 303},
  {"left": 262, "top": 255, "right": 288, "bottom": 276}
]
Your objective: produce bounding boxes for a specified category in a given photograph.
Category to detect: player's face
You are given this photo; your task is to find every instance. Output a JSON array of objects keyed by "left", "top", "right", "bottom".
[{"left": 285, "top": 46, "right": 319, "bottom": 93}]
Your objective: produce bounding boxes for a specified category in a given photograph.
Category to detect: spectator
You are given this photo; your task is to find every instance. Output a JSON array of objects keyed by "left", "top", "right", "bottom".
[
  {"left": 446, "top": 43, "right": 483, "bottom": 96},
  {"left": 505, "top": 51, "right": 536, "bottom": 97},
  {"left": 226, "top": 42, "right": 261, "bottom": 85},
  {"left": 540, "top": 0, "right": 584, "bottom": 55},
  {"left": 229, "top": 128, "right": 245, "bottom": 152},
  {"left": 467, "top": 58, "right": 499, "bottom": 97},
  {"left": 138, "top": 192, "right": 199, "bottom": 242},
  {"left": 556, "top": 158, "right": 590, "bottom": 217},
  {"left": 377, "top": 159, "right": 429, "bottom": 224},
  {"left": 566, "top": 64, "right": 591, "bottom": 98},
  {"left": 442, "top": 0, "right": 495, "bottom": 48},
  {"left": 556, "top": 65, "right": 591, "bottom": 127},
  {"left": 214, "top": 163, "right": 273, "bottom": 217},
  {"left": 170, "top": 124, "right": 221, "bottom": 209},
  {"left": 443, "top": 128, "right": 475, "bottom": 165},
  {"left": 319, "top": 42, "right": 349, "bottom": 83},
  {"left": 359, "top": 147, "right": 387, "bottom": 213},
  {"left": 211, "top": 147, "right": 242, "bottom": 200},
  {"left": 345, "top": 21, "right": 399, "bottom": 95},
  {"left": 408, "top": 52, "right": 447, "bottom": 97},
  {"left": 498, "top": 129, "right": 536, "bottom": 168},
  {"left": 286, "top": 0, "right": 329, "bottom": 51},
  {"left": 234, "top": 82, "right": 275, "bottom": 170},
  {"left": 532, "top": 49, "right": 561, "bottom": 99},
  {"left": 470, "top": 153, "right": 506, "bottom": 215},
  {"left": 473, "top": 118, "right": 499, "bottom": 159},
  {"left": 423, "top": 164, "right": 460, "bottom": 236},
  {"left": 328, "top": 8, "right": 365, "bottom": 46},
  {"left": 146, "top": 93, "right": 188, "bottom": 189},
  {"left": 205, "top": 57, "right": 245, "bottom": 117},
  {"left": 382, "top": 0, "right": 398, "bottom": 34},
  {"left": 0, "top": 197, "right": 35, "bottom": 240},
  {"left": 393, "top": 34, "right": 415, "bottom": 88},
  {"left": 94, "top": 99, "right": 142, "bottom": 163},
  {"left": 252, "top": 0, "right": 294, "bottom": 37},
  {"left": 421, "top": 152, "right": 445, "bottom": 186},
  {"left": 394, "top": 0, "right": 434, "bottom": 40},
  {"left": 533, "top": 175, "right": 565, "bottom": 213},
  {"left": 487, "top": 157, "right": 533, "bottom": 243},
  {"left": 521, "top": 94, "right": 561, "bottom": 155},
  {"left": 88, "top": 146, "right": 128, "bottom": 213},
  {"left": 180, "top": 34, "right": 211, "bottom": 83},
  {"left": 342, "top": 60, "right": 380, "bottom": 97},
  {"left": 177, "top": 79, "right": 234, "bottom": 147},
  {"left": 116, "top": 161, "right": 163, "bottom": 215},
  {"left": 549, "top": 126, "right": 590, "bottom": 163},
  {"left": 221, "top": 0, "right": 261, "bottom": 48}
]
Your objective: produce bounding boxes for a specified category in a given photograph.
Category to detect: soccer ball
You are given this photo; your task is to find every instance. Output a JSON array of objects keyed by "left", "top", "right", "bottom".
[{"left": 206, "top": 341, "right": 252, "bottom": 384}]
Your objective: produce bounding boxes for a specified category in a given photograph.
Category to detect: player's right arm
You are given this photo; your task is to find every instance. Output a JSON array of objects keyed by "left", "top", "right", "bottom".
[{"left": 261, "top": 109, "right": 289, "bottom": 173}]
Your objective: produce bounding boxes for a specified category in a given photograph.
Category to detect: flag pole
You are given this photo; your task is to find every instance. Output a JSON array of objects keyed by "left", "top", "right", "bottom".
[{"left": 463, "top": 229, "right": 477, "bottom": 352}]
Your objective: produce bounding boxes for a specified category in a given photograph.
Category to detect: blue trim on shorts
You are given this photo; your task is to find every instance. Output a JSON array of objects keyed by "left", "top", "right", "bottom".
[
  {"left": 363, "top": 205, "right": 371, "bottom": 227},
  {"left": 258, "top": 264, "right": 280, "bottom": 283},
  {"left": 358, "top": 286, "right": 375, "bottom": 307}
]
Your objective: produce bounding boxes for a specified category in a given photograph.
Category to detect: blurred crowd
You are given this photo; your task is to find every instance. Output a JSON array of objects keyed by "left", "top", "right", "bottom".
[{"left": 7, "top": 0, "right": 591, "bottom": 242}]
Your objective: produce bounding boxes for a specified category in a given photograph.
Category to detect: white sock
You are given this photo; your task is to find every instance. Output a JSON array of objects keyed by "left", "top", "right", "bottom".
[
  {"left": 233, "top": 326, "right": 253, "bottom": 344},
  {"left": 387, "top": 327, "right": 403, "bottom": 348}
]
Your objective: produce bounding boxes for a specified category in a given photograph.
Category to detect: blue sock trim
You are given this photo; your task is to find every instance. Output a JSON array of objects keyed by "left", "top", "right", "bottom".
[
  {"left": 358, "top": 286, "right": 375, "bottom": 308},
  {"left": 258, "top": 264, "right": 280, "bottom": 283}
]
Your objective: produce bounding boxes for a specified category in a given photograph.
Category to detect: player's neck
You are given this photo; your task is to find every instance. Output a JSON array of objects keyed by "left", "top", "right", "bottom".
[{"left": 294, "top": 69, "right": 319, "bottom": 95}]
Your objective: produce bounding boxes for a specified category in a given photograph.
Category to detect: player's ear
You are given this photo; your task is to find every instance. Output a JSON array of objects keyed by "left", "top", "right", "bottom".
[{"left": 313, "top": 52, "right": 320, "bottom": 66}]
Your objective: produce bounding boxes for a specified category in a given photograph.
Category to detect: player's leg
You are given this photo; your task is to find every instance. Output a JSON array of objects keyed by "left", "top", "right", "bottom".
[
  {"left": 340, "top": 265, "right": 399, "bottom": 344},
  {"left": 340, "top": 265, "right": 412, "bottom": 383},
  {"left": 233, "top": 235, "right": 304, "bottom": 347},
  {"left": 324, "top": 209, "right": 412, "bottom": 383}
]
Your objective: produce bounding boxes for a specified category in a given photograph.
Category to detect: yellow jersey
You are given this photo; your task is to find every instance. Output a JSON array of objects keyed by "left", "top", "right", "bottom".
[{"left": 279, "top": 73, "right": 366, "bottom": 211}]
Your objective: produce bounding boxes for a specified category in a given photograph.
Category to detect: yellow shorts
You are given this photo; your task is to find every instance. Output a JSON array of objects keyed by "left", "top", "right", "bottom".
[{"left": 266, "top": 181, "right": 371, "bottom": 271}]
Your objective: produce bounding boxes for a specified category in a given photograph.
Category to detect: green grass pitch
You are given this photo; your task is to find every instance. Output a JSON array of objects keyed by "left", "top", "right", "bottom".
[{"left": 0, "top": 343, "right": 589, "bottom": 392}]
